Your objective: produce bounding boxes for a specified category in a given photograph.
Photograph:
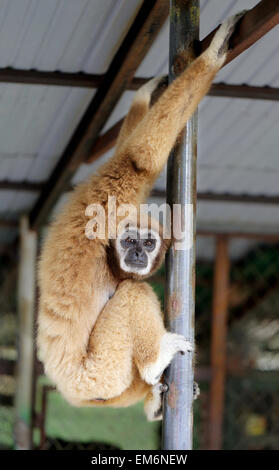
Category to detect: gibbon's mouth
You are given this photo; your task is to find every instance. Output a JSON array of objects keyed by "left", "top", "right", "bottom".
[{"left": 126, "top": 260, "right": 147, "bottom": 269}]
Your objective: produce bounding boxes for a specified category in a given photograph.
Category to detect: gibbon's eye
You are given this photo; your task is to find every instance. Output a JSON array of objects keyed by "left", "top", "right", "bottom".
[
  {"left": 125, "top": 237, "right": 136, "bottom": 244},
  {"left": 144, "top": 239, "right": 155, "bottom": 248}
]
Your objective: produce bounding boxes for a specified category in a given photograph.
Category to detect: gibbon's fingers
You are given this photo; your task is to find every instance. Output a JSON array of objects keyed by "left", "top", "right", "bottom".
[
  {"left": 140, "top": 332, "right": 193, "bottom": 386},
  {"left": 193, "top": 381, "right": 200, "bottom": 400},
  {"left": 121, "top": 12, "right": 243, "bottom": 179},
  {"left": 116, "top": 75, "right": 168, "bottom": 151}
]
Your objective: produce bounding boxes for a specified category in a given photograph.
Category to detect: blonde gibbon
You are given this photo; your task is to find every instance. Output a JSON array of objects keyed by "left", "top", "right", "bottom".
[{"left": 37, "top": 14, "right": 241, "bottom": 421}]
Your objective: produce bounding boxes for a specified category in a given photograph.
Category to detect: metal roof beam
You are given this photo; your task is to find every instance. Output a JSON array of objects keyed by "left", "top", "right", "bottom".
[
  {"left": 200, "top": 0, "right": 279, "bottom": 65},
  {"left": 209, "top": 83, "right": 279, "bottom": 101},
  {"left": 151, "top": 190, "right": 279, "bottom": 205},
  {"left": 0, "top": 68, "right": 103, "bottom": 88},
  {"left": 0, "top": 181, "right": 44, "bottom": 192},
  {"left": 2, "top": 68, "right": 279, "bottom": 103}
]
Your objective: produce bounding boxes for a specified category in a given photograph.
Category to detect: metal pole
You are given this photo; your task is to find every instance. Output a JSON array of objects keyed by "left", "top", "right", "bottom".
[
  {"left": 208, "top": 235, "right": 230, "bottom": 449},
  {"left": 162, "top": 0, "right": 199, "bottom": 450},
  {"left": 14, "top": 216, "right": 37, "bottom": 450}
]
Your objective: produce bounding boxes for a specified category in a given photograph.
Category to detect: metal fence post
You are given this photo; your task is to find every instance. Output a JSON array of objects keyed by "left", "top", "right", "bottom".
[
  {"left": 208, "top": 235, "right": 230, "bottom": 449},
  {"left": 14, "top": 216, "right": 37, "bottom": 450},
  {"left": 162, "top": 0, "right": 199, "bottom": 451}
]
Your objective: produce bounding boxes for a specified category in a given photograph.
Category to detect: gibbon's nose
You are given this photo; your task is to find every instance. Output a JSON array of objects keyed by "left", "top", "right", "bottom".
[
  {"left": 135, "top": 248, "right": 142, "bottom": 257},
  {"left": 135, "top": 243, "right": 143, "bottom": 256}
]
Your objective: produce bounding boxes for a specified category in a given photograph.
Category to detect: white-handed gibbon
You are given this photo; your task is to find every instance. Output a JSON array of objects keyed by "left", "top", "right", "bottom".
[{"left": 37, "top": 13, "right": 242, "bottom": 421}]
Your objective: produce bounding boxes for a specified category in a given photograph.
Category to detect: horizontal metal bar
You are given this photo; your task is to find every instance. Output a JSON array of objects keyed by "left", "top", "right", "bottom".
[
  {"left": 2, "top": 67, "right": 279, "bottom": 103},
  {"left": 209, "top": 83, "right": 279, "bottom": 101},
  {"left": 151, "top": 189, "right": 279, "bottom": 205},
  {"left": 198, "top": 230, "right": 279, "bottom": 242},
  {"left": 0, "top": 219, "right": 18, "bottom": 228},
  {"left": 0, "top": 358, "right": 15, "bottom": 375},
  {"left": 0, "top": 181, "right": 44, "bottom": 192},
  {"left": 0, "top": 68, "right": 103, "bottom": 88},
  {"left": 88, "top": 118, "right": 124, "bottom": 163}
]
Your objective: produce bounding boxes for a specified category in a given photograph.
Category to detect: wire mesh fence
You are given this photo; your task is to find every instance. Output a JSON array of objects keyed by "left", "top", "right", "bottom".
[{"left": 0, "top": 237, "right": 279, "bottom": 449}]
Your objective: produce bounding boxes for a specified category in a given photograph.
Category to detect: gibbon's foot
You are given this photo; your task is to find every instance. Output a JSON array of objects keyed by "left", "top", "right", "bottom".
[
  {"left": 135, "top": 75, "right": 168, "bottom": 105},
  {"left": 150, "top": 75, "right": 169, "bottom": 106},
  {"left": 144, "top": 383, "right": 168, "bottom": 422},
  {"left": 209, "top": 10, "right": 247, "bottom": 60},
  {"left": 157, "top": 383, "right": 169, "bottom": 393},
  {"left": 141, "top": 332, "right": 193, "bottom": 385},
  {"left": 193, "top": 381, "right": 200, "bottom": 400}
]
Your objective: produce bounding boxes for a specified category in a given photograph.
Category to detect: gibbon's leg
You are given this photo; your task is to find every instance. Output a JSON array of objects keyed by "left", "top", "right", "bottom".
[
  {"left": 121, "top": 13, "right": 243, "bottom": 179},
  {"left": 115, "top": 76, "right": 168, "bottom": 151},
  {"left": 80, "top": 369, "right": 151, "bottom": 409},
  {"left": 126, "top": 281, "right": 193, "bottom": 385},
  {"left": 57, "top": 279, "right": 191, "bottom": 406}
]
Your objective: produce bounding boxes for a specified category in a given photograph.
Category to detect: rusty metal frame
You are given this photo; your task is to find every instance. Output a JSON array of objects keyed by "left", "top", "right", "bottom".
[{"left": 208, "top": 236, "right": 230, "bottom": 450}]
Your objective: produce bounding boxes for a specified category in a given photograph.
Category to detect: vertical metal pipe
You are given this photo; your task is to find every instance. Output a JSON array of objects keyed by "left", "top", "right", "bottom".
[
  {"left": 162, "top": 0, "right": 199, "bottom": 450},
  {"left": 14, "top": 216, "right": 37, "bottom": 450},
  {"left": 208, "top": 235, "right": 230, "bottom": 449}
]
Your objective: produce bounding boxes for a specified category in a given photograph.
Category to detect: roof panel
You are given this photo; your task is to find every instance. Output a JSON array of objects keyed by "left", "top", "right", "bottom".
[{"left": 0, "top": 0, "right": 142, "bottom": 74}]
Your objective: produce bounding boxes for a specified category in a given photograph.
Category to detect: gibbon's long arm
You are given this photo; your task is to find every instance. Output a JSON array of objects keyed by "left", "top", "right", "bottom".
[
  {"left": 115, "top": 76, "right": 168, "bottom": 152},
  {"left": 95, "top": 14, "right": 241, "bottom": 207}
]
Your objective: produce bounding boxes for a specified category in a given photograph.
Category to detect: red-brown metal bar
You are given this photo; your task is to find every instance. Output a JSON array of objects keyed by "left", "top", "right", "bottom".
[
  {"left": 0, "top": 219, "right": 17, "bottom": 228},
  {"left": 198, "top": 230, "right": 279, "bottom": 242},
  {"left": 209, "top": 83, "right": 279, "bottom": 101},
  {"left": 0, "top": 68, "right": 102, "bottom": 88},
  {"left": 201, "top": 0, "right": 279, "bottom": 65},
  {"left": 208, "top": 235, "right": 230, "bottom": 450},
  {"left": 2, "top": 66, "right": 279, "bottom": 102},
  {"left": 0, "top": 181, "right": 44, "bottom": 192},
  {"left": 152, "top": 189, "right": 279, "bottom": 206},
  {"left": 88, "top": 118, "right": 124, "bottom": 164}
]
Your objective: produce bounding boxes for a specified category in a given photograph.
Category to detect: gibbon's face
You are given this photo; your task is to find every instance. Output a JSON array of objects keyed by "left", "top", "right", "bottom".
[{"left": 117, "top": 227, "right": 161, "bottom": 276}]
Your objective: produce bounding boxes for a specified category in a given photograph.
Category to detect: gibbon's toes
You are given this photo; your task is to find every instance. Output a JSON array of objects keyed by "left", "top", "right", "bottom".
[
  {"left": 157, "top": 382, "right": 169, "bottom": 393},
  {"left": 150, "top": 75, "right": 169, "bottom": 106},
  {"left": 193, "top": 381, "right": 200, "bottom": 400},
  {"left": 210, "top": 10, "right": 247, "bottom": 59},
  {"left": 135, "top": 75, "right": 168, "bottom": 104},
  {"left": 153, "top": 406, "right": 163, "bottom": 421}
]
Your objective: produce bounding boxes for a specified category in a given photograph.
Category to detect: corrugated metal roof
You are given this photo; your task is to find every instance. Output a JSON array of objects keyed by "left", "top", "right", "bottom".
[
  {"left": 0, "top": 0, "right": 279, "bottom": 250},
  {"left": 0, "top": 0, "right": 142, "bottom": 73}
]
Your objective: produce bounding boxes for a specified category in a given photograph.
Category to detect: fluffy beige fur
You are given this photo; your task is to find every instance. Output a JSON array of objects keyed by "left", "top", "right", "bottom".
[{"left": 37, "top": 15, "right": 240, "bottom": 420}]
